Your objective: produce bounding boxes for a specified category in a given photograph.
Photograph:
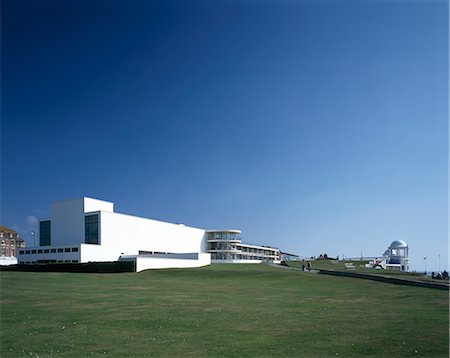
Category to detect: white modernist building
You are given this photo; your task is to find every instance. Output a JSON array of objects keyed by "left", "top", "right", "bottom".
[
  {"left": 18, "top": 197, "right": 282, "bottom": 271},
  {"left": 207, "top": 230, "right": 280, "bottom": 264}
]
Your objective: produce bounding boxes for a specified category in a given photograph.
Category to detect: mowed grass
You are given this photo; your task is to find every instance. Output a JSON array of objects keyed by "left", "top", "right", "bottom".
[
  {"left": 0, "top": 264, "right": 448, "bottom": 357},
  {"left": 289, "top": 260, "right": 440, "bottom": 281}
]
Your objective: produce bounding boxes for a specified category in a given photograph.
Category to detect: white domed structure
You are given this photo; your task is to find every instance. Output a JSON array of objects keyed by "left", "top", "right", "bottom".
[
  {"left": 389, "top": 240, "right": 408, "bottom": 249},
  {"left": 383, "top": 240, "right": 410, "bottom": 271}
]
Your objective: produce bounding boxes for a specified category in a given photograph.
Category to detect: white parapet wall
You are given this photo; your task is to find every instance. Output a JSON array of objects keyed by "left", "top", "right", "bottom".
[
  {"left": 120, "top": 253, "right": 211, "bottom": 272},
  {"left": 0, "top": 256, "right": 18, "bottom": 266}
]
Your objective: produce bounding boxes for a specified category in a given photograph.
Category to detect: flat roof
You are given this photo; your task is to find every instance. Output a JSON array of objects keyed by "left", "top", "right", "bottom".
[{"left": 206, "top": 230, "right": 242, "bottom": 234}]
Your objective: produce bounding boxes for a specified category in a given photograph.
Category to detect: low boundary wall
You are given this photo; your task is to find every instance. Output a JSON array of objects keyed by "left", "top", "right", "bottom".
[{"left": 0, "top": 261, "right": 135, "bottom": 273}]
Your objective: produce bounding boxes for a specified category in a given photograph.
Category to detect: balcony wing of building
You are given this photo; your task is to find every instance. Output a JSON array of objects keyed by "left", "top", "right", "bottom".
[
  {"left": 206, "top": 230, "right": 242, "bottom": 234},
  {"left": 236, "top": 243, "right": 279, "bottom": 253},
  {"left": 207, "top": 239, "right": 242, "bottom": 243}
]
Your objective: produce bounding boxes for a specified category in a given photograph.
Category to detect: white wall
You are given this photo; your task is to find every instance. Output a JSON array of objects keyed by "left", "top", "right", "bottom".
[
  {"left": 84, "top": 197, "right": 114, "bottom": 213},
  {"left": 0, "top": 257, "right": 18, "bottom": 265},
  {"left": 78, "top": 211, "right": 207, "bottom": 263},
  {"left": 51, "top": 198, "right": 85, "bottom": 246},
  {"left": 121, "top": 253, "right": 211, "bottom": 272},
  {"left": 49, "top": 197, "right": 113, "bottom": 247}
]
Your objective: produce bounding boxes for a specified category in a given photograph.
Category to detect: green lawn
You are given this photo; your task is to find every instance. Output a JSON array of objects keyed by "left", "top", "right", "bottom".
[
  {"left": 1, "top": 264, "right": 448, "bottom": 357},
  {"left": 288, "top": 260, "right": 438, "bottom": 281}
]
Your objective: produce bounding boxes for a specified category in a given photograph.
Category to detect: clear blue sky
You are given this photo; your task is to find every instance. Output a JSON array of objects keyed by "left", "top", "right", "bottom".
[{"left": 1, "top": 0, "right": 448, "bottom": 272}]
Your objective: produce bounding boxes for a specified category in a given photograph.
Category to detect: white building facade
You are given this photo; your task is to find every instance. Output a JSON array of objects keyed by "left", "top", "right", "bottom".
[
  {"left": 18, "top": 198, "right": 210, "bottom": 271},
  {"left": 18, "top": 197, "right": 284, "bottom": 271},
  {"left": 206, "top": 230, "right": 281, "bottom": 264}
]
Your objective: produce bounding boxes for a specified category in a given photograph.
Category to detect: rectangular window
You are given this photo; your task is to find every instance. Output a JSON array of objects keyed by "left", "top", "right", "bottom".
[
  {"left": 85, "top": 214, "right": 99, "bottom": 244},
  {"left": 57, "top": 248, "right": 63, "bottom": 253},
  {"left": 44, "top": 249, "right": 49, "bottom": 253},
  {"left": 38, "top": 250, "right": 43, "bottom": 254},
  {"left": 71, "top": 260, "right": 78, "bottom": 263},
  {"left": 72, "top": 247, "right": 79, "bottom": 252},
  {"left": 39, "top": 220, "right": 51, "bottom": 246},
  {"left": 31, "top": 250, "right": 37, "bottom": 254},
  {"left": 64, "top": 248, "right": 70, "bottom": 252},
  {"left": 51, "top": 249, "right": 56, "bottom": 253},
  {"left": 20, "top": 250, "right": 25, "bottom": 255}
]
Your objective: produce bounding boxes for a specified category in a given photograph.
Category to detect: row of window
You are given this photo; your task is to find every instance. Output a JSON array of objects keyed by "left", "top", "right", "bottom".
[
  {"left": 19, "top": 247, "right": 79, "bottom": 255},
  {"left": 1, "top": 248, "right": 14, "bottom": 256},
  {"left": 208, "top": 242, "right": 278, "bottom": 256},
  {"left": 207, "top": 233, "right": 240, "bottom": 240},
  {"left": 211, "top": 253, "right": 278, "bottom": 261},
  {"left": 0, "top": 232, "right": 19, "bottom": 238}
]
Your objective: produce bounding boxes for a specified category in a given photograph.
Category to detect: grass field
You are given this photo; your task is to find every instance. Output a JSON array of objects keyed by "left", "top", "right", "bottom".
[
  {"left": 1, "top": 264, "right": 448, "bottom": 357},
  {"left": 288, "top": 260, "right": 444, "bottom": 281}
]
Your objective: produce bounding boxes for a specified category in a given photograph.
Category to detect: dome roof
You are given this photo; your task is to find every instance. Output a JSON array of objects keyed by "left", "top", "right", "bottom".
[{"left": 389, "top": 240, "right": 408, "bottom": 249}]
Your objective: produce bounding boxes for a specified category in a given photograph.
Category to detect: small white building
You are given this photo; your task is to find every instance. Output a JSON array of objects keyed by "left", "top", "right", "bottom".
[
  {"left": 382, "top": 240, "right": 410, "bottom": 272},
  {"left": 18, "top": 197, "right": 283, "bottom": 271}
]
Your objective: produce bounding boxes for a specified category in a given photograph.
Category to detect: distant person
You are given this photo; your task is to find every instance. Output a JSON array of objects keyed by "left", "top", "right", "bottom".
[
  {"left": 301, "top": 260, "right": 305, "bottom": 271},
  {"left": 431, "top": 272, "right": 436, "bottom": 279},
  {"left": 442, "top": 270, "right": 449, "bottom": 280},
  {"left": 307, "top": 261, "right": 311, "bottom": 272}
]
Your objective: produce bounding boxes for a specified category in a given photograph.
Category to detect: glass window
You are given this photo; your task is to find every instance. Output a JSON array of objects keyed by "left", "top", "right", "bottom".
[
  {"left": 57, "top": 248, "right": 63, "bottom": 253},
  {"left": 85, "top": 215, "right": 99, "bottom": 244},
  {"left": 64, "top": 248, "right": 70, "bottom": 252},
  {"left": 31, "top": 250, "right": 37, "bottom": 254},
  {"left": 39, "top": 220, "right": 51, "bottom": 246},
  {"left": 20, "top": 250, "right": 25, "bottom": 254},
  {"left": 51, "top": 249, "right": 56, "bottom": 253},
  {"left": 44, "top": 249, "right": 49, "bottom": 253},
  {"left": 37, "top": 249, "right": 43, "bottom": 254},
  {"left": 72, "top": 247, "right": 79, "bottom": 252}
]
